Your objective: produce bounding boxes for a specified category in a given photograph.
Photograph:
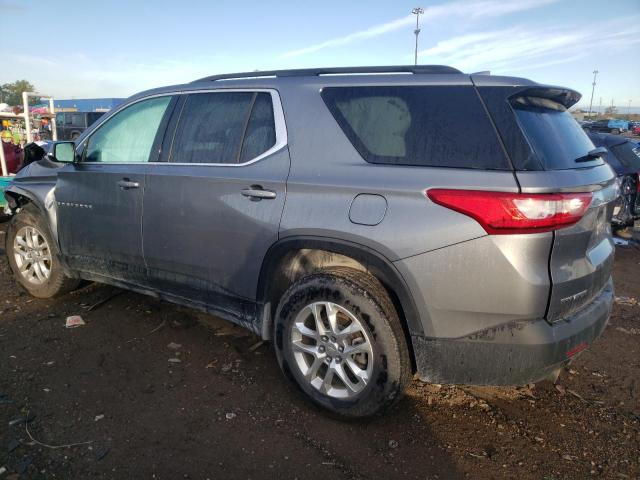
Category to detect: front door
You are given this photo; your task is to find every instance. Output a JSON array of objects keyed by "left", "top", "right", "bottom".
[
  {"left": 142, "top": 90, "right": 289, "bottom": 327},
  {"left": 56, "top": 95, "right": 174, "bottom": 284}
]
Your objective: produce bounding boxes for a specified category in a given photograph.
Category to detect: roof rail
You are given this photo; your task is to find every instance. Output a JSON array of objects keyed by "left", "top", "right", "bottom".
[{"left": 192, "top": 65, "right": 462, "bottom": 83}]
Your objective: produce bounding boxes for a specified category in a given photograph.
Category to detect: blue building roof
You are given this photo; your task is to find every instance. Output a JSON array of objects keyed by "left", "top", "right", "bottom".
[{"left": 54, "top": 98, "right": 124, "bottom": 112}]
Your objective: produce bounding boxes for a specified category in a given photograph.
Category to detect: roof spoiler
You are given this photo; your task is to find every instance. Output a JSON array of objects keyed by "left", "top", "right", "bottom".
[{"left": 510, "top": 86, "right": 582, "bottom": 109}]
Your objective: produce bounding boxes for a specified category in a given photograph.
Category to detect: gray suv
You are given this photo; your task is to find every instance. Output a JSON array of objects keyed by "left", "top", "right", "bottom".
[{"left": 3, "top": 66, "right": 616, "bottom": 417}]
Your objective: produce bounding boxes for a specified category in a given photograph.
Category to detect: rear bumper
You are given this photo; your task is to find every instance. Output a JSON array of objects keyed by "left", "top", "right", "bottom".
[{"left": 412, "top": 278, "right": 613, "bottom": 385}]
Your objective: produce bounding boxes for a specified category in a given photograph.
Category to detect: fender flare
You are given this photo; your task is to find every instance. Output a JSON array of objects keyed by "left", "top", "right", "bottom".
[{"left": 256, "top": 235, "right": 426, "bottom": 338}]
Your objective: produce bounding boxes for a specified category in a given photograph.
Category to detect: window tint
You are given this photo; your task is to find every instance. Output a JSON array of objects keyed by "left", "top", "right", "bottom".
[
  {"left": 512, "top": 96, "right": 601, "bottom": 170},
  {"left": 84, "top": 96, "right": 171, "bottom": 163},
  {"left": 321, "top": 86, "right": 509, "bottom": 169},
  {"left": 169, "top": 92, "right": 254, "bottom": 164},
  {"left": 240, "top": 93, "right": 276, "bottom": 162}
]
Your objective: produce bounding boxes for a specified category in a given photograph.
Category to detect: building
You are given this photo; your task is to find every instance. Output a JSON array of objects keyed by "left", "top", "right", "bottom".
[{"left": 54, "top": 98, "right": 124, "bottom": 112}]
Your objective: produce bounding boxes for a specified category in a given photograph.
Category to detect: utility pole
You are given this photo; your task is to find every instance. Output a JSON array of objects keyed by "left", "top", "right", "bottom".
[
  {"left": 598, "top": 97, "right": 602, "bottom": 118},
  {"left": 412, "top": 7, "right": 424, "bottom": 66},
  {"left": 587, "top": 69, "right": 598, "bottom": 119},
  {"left": 628, "top": 99, "right": 632, "bottom": 120}
]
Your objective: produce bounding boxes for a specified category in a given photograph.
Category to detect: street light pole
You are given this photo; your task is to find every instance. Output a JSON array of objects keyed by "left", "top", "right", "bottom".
[
  {"left": 588, "top": 69, "right": 598, "bottom": 119},
  {"left": 412, "top": 7, "right": 424, "bottom": 66}
]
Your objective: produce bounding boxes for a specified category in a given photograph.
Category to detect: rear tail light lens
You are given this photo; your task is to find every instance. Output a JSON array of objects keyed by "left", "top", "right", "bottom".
[{"left": 427, "top": 189, "right": 593, "bottom": 234}]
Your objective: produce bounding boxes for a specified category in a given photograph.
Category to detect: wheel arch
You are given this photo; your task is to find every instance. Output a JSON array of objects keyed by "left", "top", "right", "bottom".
[
  {"left": 5, "top": 185, "right": 62, "bottom": 250},
  {"left": 257, "top": 236, "right": 425, "bottom": 368}
]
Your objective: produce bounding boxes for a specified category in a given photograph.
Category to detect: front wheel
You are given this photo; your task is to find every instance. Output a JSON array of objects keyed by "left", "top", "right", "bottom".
[
  {"left": 274, "top": 267, "right": 412, "bottom": 417},
  {"left": 6, "top": 204, "right": 80, "bottom": 298}
]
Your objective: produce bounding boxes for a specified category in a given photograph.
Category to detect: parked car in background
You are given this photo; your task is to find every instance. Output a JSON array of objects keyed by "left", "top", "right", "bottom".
[
  {"left": 55, "top": 112, "right": 105, "bottom": 140},
  {"left": 582, "top": 119, "right": 629, "bottom": 134},
  {"left": 4, "top": 66, "right": 617, "bottom": 417},
  {"left": 629, "top": 121, "right": 640, "bottom": 136},
  {"left": 587, "top": 132, "right": 640, "bottom": 233}
]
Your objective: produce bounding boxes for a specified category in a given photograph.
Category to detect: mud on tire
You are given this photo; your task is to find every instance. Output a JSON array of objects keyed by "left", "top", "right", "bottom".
[{"left": 274, "top": 267, "right": 412, "bottom": 418}]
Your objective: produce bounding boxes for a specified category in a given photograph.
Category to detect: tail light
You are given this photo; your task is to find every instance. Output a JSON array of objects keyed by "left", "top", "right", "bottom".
[
  {"left": 427, "top": 189, "right": 593, "bottom": 234},
  {"left": 636, "top": 173, "right": 640, "bottom": 193}
]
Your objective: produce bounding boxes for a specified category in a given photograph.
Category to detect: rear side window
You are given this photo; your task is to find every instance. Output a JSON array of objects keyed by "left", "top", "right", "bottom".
[
  {"left": 321, "top": 86, "right": 509, "bottom": 169},
  {"left": 169, "top": 92, "right": 276, "bottom": 164},
  {"left": 512, "top": 96, "right": 601, "bottom": 170}
]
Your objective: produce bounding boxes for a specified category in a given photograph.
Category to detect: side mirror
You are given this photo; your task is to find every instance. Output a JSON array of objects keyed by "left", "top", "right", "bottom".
[{"left": 48, "top": 141, "right": 76, "bottom": 163}]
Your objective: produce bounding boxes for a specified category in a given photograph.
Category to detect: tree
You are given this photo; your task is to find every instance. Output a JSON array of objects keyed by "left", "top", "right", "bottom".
[{"left": 0, "top": 80, "right": 36, "bottom": 106}]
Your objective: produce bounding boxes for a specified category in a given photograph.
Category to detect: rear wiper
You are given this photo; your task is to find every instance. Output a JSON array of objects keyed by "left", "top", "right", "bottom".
[{"left": 575, "top": 146, "right": 607, "bottom": 163}]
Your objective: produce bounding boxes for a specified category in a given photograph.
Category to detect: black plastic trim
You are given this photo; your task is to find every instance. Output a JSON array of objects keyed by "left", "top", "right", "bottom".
[{"left": 256, "top": 236, "right": 425, "bottom": 337}]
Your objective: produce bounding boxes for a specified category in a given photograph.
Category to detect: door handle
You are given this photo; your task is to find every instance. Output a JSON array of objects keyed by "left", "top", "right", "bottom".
[
  {"left": 241, "top": 186, "right": 277, "bottom": 200},
  {"left": 117, "top": 179, "right": 140, "bottom": 190}
]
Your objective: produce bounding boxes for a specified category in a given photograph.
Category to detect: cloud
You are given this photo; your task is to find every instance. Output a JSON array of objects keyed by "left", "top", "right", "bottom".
[
  {"left": 419, "top": 16, "right": 640, "bottom": 73},
  {"left": 4, "top": 54, "right": 226, "bottom": 98},
  {"left": 280, "top": 0, "right": 558, "bottom": 58}
]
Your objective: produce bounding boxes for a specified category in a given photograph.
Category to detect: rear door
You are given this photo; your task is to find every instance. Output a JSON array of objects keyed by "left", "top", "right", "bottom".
[
  {"left": 56, "top": 95, "right": 174, "bottom": 284},
  {"left": 477, "top": 82, "right": 616, "bottom": 323},
  {"left": 142, "top": 89, "right": 289, "bottom": 325}
]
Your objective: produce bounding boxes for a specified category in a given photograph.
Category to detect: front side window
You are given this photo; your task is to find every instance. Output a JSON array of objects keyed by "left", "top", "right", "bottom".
[
  {"left": 169, "top": 92, "right": 276, "bottom": 164},
  {"left": 84, "top": 96, "right": 171, "bottom": 163},
  {"left": 321, "top": 86, "right": 509, "bottom": 169}
]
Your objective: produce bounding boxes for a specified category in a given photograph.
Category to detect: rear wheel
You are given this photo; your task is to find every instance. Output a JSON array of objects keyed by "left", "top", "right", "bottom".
[
  {"left": 6, "top": 204, "right": 80, "bottom": 298},
  {"left": 612, "top": 128, "right": 620, "bottom": 135},
  {"left": 274, "top": 267, "right": 412, "bottom": 417}
]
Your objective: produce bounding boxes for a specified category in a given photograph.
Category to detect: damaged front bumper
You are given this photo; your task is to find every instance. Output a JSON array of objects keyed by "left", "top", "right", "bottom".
[{"left": 412, "top": 278, "right": 613, "bottom": 385}]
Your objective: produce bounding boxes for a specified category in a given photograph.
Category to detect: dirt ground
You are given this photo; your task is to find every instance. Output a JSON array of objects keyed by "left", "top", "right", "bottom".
[{"left": 0, "top": 222, "right": 638, "bottom": 480}]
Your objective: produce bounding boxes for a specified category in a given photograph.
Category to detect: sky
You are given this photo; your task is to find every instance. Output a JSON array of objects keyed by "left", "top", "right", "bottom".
[{"left": 1, "top": 0, "right": 639, "bottom": 112}]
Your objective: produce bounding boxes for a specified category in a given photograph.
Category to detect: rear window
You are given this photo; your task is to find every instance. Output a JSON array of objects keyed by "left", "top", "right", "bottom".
[
  {"left": 512, "top": 96, "right": 601, "bottom": 170},
  {"left": 610, "top": 142, "right": 640, "bottom": 171},
  {"left": 321, "top": 86, "right": 509, "bottom": 170}
]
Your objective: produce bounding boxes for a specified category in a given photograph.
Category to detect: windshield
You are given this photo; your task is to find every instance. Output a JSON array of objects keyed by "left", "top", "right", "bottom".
[{"left": 512, "top": 96, "right": 601, "bottom": 170}]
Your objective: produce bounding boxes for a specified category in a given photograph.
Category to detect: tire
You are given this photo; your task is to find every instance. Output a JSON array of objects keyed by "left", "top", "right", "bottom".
[
  {"left": 612, "top": 129, "right": 620, "bottom": 135},
  {"left": 6, "top": 204, "right": 80, "bottom": 298},
  {"left": 70, "top": 132, "right": 80, "bottom": 140},
  {"left": 274, "top": 267, "right": 412, "bottom": 417}
]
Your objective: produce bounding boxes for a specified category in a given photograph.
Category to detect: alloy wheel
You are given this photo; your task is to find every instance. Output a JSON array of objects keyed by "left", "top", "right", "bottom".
[
  {"left": 290, "top": 301, "right": 374, "bottom": 399},
  {"left": 13, "top": 226, "right": 52, "bottom": 285}
]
